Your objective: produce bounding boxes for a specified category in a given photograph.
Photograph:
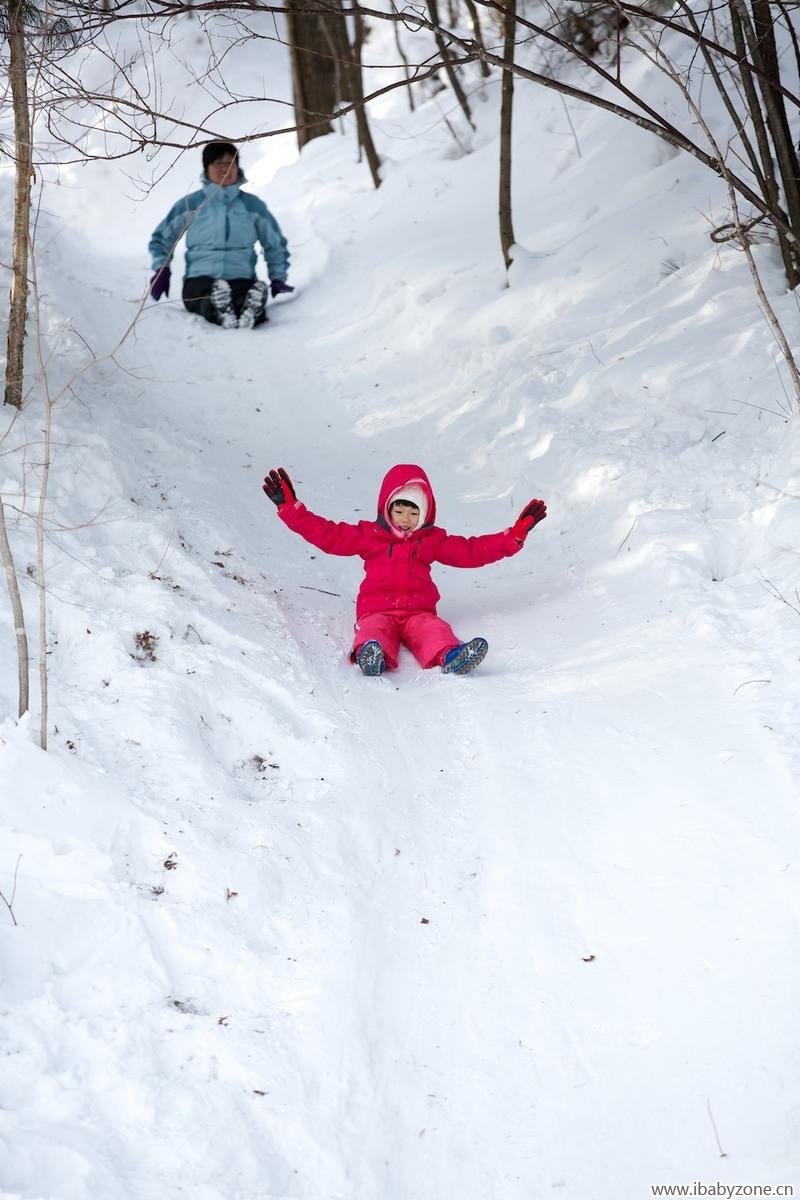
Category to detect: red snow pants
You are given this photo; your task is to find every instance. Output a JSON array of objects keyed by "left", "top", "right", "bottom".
[{"left": 352, "top": 609, "right": 460, "bottom": 670}]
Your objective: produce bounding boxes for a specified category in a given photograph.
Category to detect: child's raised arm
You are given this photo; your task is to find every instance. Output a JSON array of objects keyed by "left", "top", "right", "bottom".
[
  {"left": 434, "top": 498, "right": 547, "bottom": 567},
  {"left": 263, "top": 467, "right": 367, "bottom": 557}
]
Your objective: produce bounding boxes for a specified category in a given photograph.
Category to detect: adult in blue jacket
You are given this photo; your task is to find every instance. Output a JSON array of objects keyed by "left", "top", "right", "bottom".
[{"left": 148, "top": 141, "right": 293, "bottom": 329}]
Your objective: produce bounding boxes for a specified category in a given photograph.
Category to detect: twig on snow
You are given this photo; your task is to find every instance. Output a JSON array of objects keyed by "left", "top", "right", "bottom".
[
  {"left": 0, "top": 856, "right": 22, "bottom": 927},
  {"left": 733, "top": 678, "right": 771, "bottom": 695},
  {"left": 299, "top": 585, "right": 342, "bottom": 597},
  {"left": 616, "top": 519, "right": 638, "bottom": 555},
  {"left": 759, "top": 572, "right": 800, "bottom": 617},
  {"left": 707, "top": 1099, "right": 728, "bottom": 1158}
]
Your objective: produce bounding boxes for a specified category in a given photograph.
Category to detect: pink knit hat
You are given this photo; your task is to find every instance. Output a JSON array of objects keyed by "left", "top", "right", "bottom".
[{"left": 387, "top": 483, "right": 428, "bottom": 527}]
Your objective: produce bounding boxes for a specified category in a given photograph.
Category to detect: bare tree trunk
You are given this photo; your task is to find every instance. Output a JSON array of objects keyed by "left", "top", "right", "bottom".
[
  {"left": 0, "top": 502, "right": 30, "bottom": 719},
  {"left": 499, "top": 0, "right": 516, "bottom": 270},
  {"left": 327, "top": 0, "right": 382, "bottom": 187},
  {"left": 773, "top": 0, "right": 800, "bottom": 87},
  {"left": 464, "top": 0, "right": 491, "bottom": 78},
  {"left": 428, "top": 0, "right": 475, "bottom": 128},
  {"left": 1, "top": 0, "right": 34, "bottom": 716},
  {"left": 675, "top": 0, "right": 764, "bottom": 194},
  {"left": 390, "top": 0, "right": 417, "bottom": 109},
  {"left": 5, "top": 0, "right": 34, "bottom": 410},
  {"left": 734, "top": 0, "right": 800, "bottom": 283},
  {"left": 285, "top": 0, "right": 337, "bottom": 149},
  {"left": 351, "top": 2, "right": 382, "bottom": 187},
  {"left": 28, "top": 246, "right": 51, "bottom": 750},
  {"left": 319, "top": 5, "right": 350, "bottom": 108},
  {"left": 735, "top": 0, "right": 800, "bottom": 284},
  {"left": 728, "top": 1, "right": 797, "bottom": 284},
  {"left": 750, "top": 0, "right": 798, "bottom": 193},
  {"left": 36, "top": 425, "right": 50, "bottom": 750}
]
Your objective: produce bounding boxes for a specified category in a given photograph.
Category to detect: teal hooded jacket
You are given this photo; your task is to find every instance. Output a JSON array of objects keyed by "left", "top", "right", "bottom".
[{"left": 148, "top": 171, "right": 290, "bottom": 282}]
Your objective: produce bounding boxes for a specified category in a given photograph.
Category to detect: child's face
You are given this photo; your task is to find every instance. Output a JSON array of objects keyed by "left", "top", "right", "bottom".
[{"left": 390, "top": 501, "right": 420, "bottom": 531}]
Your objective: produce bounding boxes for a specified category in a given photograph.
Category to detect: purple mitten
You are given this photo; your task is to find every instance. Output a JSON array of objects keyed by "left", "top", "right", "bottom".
[
  {"left": 150, "top": 267, "right": 171, "bottom": 301},
  {"left": 270, "top": 279, "right": 295, "bottom": 299}
]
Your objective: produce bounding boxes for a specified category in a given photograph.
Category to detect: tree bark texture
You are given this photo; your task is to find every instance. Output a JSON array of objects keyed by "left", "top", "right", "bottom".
[
  {"left": 428, "top": 0, "right": 475, "bottom": 128},
  {"left": 729, "top": 1, "right": 799, "bottom": 285},
  {"left": 464, "top": 0, "right": 491, "bottom": 78},
  {"left": 390, "top": 0, "right": 417, "bottom": 110},
  {"left": 321, "top": 0, "right": 381, "bottom": 186},
  {"left": 349, "top": 2, "right": 382, "bottom": 187},
  {"left": 285, "top": 0, "right": 337, "bottom": 149},
  {"left": 5, "top": 0, "right": 34, "bottom": 410},
  {"left": 738, "top": 0, "right": 800, "bottom": 284},
  {"left": 499, "top": 0, "right": 516, "bottom": 270}
]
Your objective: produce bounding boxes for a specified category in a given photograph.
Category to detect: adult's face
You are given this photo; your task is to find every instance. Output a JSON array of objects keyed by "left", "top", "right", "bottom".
[{"left": 207, "top": 154, "right": 239, "bottom": 186}]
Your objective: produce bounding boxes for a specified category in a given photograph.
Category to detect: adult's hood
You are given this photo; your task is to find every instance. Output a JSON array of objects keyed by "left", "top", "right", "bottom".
[{"left": 377, "top": 464, "right": 436, "bottom": 530}]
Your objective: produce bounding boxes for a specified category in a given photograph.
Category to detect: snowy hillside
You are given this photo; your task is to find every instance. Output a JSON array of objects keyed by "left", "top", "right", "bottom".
[{"left": 1, "top": 10, "right": 799, "bottom": 1200}]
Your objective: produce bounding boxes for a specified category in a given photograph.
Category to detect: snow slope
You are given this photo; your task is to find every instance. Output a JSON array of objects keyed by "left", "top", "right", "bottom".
[{"left": 1, "top": 13, "right": 799, "bottom": 1200}]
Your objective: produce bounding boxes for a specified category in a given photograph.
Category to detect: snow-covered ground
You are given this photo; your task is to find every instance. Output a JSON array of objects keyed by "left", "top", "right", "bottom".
[{"left": 1, "top": 12, "right": 799, "bottom": 1200}]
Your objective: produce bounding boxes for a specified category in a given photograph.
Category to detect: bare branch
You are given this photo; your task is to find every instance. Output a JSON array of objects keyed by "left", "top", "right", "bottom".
[{"left": 0, "top": 856, "right": 21, "bottom": 927}]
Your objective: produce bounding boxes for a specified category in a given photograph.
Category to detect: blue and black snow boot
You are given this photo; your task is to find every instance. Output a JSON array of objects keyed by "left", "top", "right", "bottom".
[
  {"left": 238, "top": 280, "right": 268, "bottom": 329},
  {"left": 356, "top": 640, "right": 386, "bottom": 676},
  {"left": 441, "top": 637, "right": 488, "bottom": 676},
  {"left": 210, "top": 279, "right": 238, "bottom": 329}
]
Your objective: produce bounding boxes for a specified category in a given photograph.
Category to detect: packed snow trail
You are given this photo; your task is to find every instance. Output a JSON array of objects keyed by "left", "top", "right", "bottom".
[{"left": 2, "top": 52, "right": 800, "bottom": 1200}]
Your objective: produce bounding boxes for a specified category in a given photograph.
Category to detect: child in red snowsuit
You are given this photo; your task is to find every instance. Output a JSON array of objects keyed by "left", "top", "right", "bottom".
[{"left": 263, "top": 463, "right": 547, "bottom": 676}]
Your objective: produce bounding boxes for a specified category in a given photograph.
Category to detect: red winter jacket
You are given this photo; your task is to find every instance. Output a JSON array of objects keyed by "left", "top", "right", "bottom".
[{"left": 278, "top": 464, "right": 523, "bottom": 619}]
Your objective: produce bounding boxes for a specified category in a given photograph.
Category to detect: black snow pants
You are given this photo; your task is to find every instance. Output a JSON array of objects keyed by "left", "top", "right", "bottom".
[{"left": 182, "top": 276, "right": 268, "bottom": 327}]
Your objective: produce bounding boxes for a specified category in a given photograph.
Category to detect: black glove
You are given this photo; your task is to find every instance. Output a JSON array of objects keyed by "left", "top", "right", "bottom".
[
  {"left": 511, "top": 499, "right": 547, "bottom": 543},
  {"left": 263, "top": 467, "right": 297, "bottom": 507},
  {"left": 271, "top": 280, "right": 295, "bottom": 299},
  {"left": 150, "top": 266, "right": 171, "bottom": 301}
]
